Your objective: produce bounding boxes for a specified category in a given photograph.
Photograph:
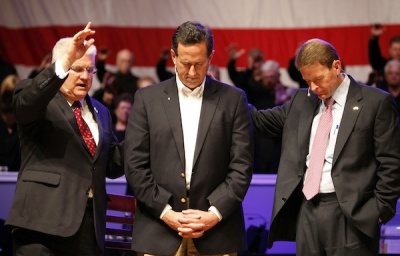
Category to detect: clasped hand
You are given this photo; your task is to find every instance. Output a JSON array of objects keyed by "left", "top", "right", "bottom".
[{"left": 162, "top": 209, "right": 219, "bottom": 238}]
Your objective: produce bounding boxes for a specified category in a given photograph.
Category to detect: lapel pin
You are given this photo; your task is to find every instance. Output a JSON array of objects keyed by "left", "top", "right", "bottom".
[
  {"left": 168, "top": 97, "right": 171, "bottom": 101},
  {"left": 353, "top": 106, "right": 359, "bottom": 111},
  {"left": 94, "top": 107, "right": 98, "bottom": 113}
]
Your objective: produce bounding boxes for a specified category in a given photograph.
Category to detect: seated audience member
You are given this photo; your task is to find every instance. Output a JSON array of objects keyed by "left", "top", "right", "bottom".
[
  {"left": 27, "top": 52, "right": 52, "bottom": 78},
  {"left": 96, "top": 48, "right": 140, "bottom": 96},
  {"left": 113, "top": 93, "right": 134, "bottom": 142},
  {"left": 0, "top": 74, "right": 20, "bottom": 172}
]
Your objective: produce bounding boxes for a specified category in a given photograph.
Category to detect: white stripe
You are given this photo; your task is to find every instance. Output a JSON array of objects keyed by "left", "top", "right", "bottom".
[{"left": 2, "top": 0, "right": 400, "bottom": 28}]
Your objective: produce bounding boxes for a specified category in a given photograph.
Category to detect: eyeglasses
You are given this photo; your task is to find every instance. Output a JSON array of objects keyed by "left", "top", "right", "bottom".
[{"left": 70, "top": 66, "right": 97, "bottom": 75}]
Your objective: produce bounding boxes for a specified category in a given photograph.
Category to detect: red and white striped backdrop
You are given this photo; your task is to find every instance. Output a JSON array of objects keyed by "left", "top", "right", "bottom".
[{"left": 1, "top": 0, "right": 400, "bottom": 91}]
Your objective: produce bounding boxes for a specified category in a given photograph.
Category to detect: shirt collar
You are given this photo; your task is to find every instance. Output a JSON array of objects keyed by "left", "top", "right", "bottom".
[
  {"left": 331, "top": 73, "right": 350, "bottom": 108},
  {"left": 176, "top": 75, "right": 205, "bottom": 98}
]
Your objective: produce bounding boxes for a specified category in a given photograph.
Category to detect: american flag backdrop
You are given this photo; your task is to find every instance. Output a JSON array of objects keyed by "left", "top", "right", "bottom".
[{"left": 1, "top": 0, "right": 400, "bottom": 91}]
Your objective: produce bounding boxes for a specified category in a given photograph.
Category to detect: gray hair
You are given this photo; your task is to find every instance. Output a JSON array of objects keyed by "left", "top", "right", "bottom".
[
  {"left": 261, "top": 60, "right": 280, "bottom": 73},
  {"left": 384, "top": 59, "right": 400, "bottom": 74},
  {"left": 52, "top": 37, "right": 97, "bottom": 63}
]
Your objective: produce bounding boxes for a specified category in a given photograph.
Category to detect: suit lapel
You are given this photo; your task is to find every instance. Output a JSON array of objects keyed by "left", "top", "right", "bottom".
[
  {"left": 333, "top": 78, "right": 363, "bottom": 167},
  {"left": 54, "top": 92, "right": 98, "bottom": 160},
  {"left": 162, "top": 79, "right": 185, "bottom": 166},
  {"left": 54, "top": 91, "right": 81, "bottom": 138},
  {"left": 193, "top": 78, "right": 219, "bottom": 167}
]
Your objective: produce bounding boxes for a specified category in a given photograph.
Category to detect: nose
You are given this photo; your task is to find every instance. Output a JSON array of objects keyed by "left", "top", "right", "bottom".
[
  {"left": 310, "top": 82, "right": 318, "bottom": 92},
  {"left": 79, "top": 69, "right": 90, "bottom": 79},
  {"left": 188, "top": 65, "right": 196, "bottom": 76}
]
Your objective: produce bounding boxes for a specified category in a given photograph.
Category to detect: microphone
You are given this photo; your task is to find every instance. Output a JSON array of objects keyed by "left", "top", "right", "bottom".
[{"left": 307, "top": 88, "right": 310, "bottom": 97}]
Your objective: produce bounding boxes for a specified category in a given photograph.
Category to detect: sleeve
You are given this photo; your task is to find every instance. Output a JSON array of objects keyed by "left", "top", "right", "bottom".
[
  {"left": 124, "top": 90, "right": 173, "bottom": 218},
  {"left": 156, "top": 58, "right": 174, "bottom": 82},
  {"left": 206, "top": 90, "right": 254, "bottom": 218},
  {"left": 373, "top": 94, "right": 400, "bottom": 223},
  {"left": 368, "top": 36, "right": 387, "bottom": 75}
]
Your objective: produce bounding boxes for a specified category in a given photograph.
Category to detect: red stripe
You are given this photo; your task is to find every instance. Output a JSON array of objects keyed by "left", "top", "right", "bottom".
[{"left": 1, "top": 25, "right": 400, "bottom": 68}]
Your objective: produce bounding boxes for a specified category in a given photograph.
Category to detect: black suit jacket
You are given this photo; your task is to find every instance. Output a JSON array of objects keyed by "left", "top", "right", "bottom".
[
  {"left": 5, "top": 64, "right": 124, "bottom": 250},
  {"left": 251, "top": 75, "right": 400, "bottom": 248},
  {"left": 124, "top": 76, "right": 254, "bottom": 254}
]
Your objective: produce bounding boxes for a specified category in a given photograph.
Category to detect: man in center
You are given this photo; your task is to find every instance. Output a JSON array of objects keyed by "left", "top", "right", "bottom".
[{"left": 124, "top": 21, "right": 254, "bottom": 255}]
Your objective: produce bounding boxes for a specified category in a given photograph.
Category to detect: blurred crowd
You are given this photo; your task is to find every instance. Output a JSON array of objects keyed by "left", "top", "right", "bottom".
[{"left": 1, "top": 24, "right": 400, "bottom": 174}]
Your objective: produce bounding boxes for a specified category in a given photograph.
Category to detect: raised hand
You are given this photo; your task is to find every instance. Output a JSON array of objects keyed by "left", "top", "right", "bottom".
[{"left": 60, "top": 22, "right": 96, "bottom": 71}]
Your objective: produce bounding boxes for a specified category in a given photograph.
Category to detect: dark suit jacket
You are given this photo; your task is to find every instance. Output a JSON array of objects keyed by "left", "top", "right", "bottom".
[
  {"left": 250, "top": 75, "right": 400, "bottom": 248},
  {"left": 124, "top": 76, "right": 254, "bottom": 255},
  {"left": 5, "top": 63, "right": 124, "bottom": 250}
]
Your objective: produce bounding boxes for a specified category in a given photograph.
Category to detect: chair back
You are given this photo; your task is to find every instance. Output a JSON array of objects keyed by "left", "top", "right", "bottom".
[{"left": 105, "top": 193, "right": 136, "bottom": 250}]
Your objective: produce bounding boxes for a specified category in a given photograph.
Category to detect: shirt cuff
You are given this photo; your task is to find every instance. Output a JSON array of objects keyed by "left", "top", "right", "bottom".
[
  {"left": 160, "top": 204, "right": 172, "bottom": 219},
  {"left": 208, "top": 206, "right": 222, "bottom": 221},
  {"left": 55, "top": 59, "right": 70, "bottom": 79}
]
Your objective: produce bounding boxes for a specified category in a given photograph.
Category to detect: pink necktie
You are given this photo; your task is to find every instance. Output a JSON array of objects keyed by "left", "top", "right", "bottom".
[
  {"left": 72, "top": 101, "right": 97, "bottom": 157},
  {"left": 303, "top": 97, "right": 334, "bottom": 200}
]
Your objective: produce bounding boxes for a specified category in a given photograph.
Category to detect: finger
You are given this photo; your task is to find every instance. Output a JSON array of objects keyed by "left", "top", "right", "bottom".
[
  {"left": 177, "top": 227, "right": 193, "bottom": 234},
  {"left": 85, "top": 21, "right": 92, "bottom": 30},
  {"left": 85, "top": 38, "right": 95, "bottom": 49}
]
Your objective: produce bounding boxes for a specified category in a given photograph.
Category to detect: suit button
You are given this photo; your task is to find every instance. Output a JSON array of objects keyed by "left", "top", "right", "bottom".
[
  {"left": 181, "top": 198, "right": 186, "bottom": 203},
  {"left": 181, "top": 173, "right": 185, "bottom": 178},
  {"left": 282, "top": 197, "right": 287, "bottom": 202},
  {"left": 298, "top": 174, "right": 303, "bottom": 178}
]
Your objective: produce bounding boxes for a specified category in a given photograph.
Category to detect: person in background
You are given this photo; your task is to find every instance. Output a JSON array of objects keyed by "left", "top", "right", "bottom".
[
  {"left": 0, "top": 74, "right": 20, "bottom": 172},
  {"left": 27, "top": 52, "right": 52, "bottom": 78},
  {"left": 0, "top": 52, "right": 17, "bottom": 86},
  {"left": 377, "top": 59, "right": 400, "bottom": 113},
  {"left": 369, "top": 24, "right": 400, "bottom": 85},
  {"left": 250, "top": 38, "right": 400, "bottom": 255},
  {"left": 207, "top": 65, "right": 220, "bottom": 80},
  {"left": 96, "top": 48, "right": 140, "bottom": 96},
  {"left": 252, "top": 60, "right": 294, "bottom": 174},
  {"left": 124, "top": 21, "right": 253, "bottom": 255},
  {"left": 137, "top": 76, "right": 157, "bottom": 89},
  {"left": 113, "top": 93, "right": 134, "bottom": 142},
  {"left": 5, "top": 22, "right": 124, "bottom": 255},
  {"left": 156, "top": 48, "right": 175, "bottom": 82}
]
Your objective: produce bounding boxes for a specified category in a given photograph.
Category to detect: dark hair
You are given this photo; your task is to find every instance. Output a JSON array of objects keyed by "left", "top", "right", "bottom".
[
  {"left": 115, "top": 93, "right": 134, "bottom": 107},
  {"left": 0, "top": 90, "right": 13, "bottom": 113},
  {"left": 171, "top": 21, "right": 214, "bottom": 57},
  {"left": 390, "top": 35, "right": 400, "bottom": 45}
]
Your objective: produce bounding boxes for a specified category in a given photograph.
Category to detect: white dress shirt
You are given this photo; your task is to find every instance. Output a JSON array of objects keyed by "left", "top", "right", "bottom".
[{"left": 305, "top": 74, "right": 350, "bottom": 193}]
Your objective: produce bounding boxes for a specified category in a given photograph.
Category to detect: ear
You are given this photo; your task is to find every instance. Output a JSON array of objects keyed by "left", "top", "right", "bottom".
[
  {"left": 333, "top": 60, "right": 341, "bottom": 74},
  {"left": 208, "top": 50, "right": 215, "bottom": 61},
  {"left": 170, "top": 49, "right": 176, "bottom": 65}
]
